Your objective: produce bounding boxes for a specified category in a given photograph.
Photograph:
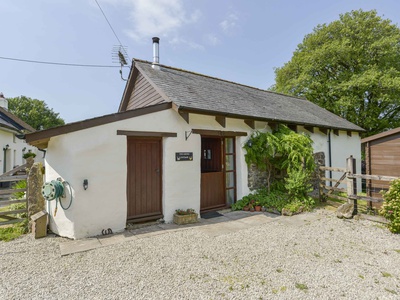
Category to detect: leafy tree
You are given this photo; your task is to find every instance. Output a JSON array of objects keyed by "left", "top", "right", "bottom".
[
  {"left": 273, "top": 10, "right": 400, "bottom": 137},
  {"left": 8, "top": 96, "right": 65, "bottom": 130}
]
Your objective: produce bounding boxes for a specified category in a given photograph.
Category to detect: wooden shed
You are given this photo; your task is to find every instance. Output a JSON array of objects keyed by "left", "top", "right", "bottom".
[{"left": 362, "top": 127, "right": 400, "bottom": 201}]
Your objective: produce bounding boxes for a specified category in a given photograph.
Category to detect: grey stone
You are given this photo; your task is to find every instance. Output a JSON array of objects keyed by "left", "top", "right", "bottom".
[
  {"left": 27, "top": 162, "right": 45, "bottom": 230},
  {"left": 336, "top": 203, "right": 354, "bottom": 219}
]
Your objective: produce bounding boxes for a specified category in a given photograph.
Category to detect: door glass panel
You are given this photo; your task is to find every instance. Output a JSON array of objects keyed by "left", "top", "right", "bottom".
[
  {"left": 226, "top": 189, "right": 235, "bottom": 205},
  {"left": 226, "top": 172, "right": 235, "bottom": 188},
  {"left": 225, "top": 138, "right": 234, "bottom": 154},
  {"left": 225, "top": 154, "right": 234, "bottom": 171}
]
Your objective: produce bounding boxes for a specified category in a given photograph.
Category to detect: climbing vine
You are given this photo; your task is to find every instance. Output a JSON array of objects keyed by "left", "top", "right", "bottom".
[{"left": 244, "top": 125, "right": 315, "bottom": 204}]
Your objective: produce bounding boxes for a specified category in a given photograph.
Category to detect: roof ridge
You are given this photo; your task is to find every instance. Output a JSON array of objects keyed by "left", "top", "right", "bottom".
[{"left": 133, "top": 58, "right": 308, "bottom": 102}]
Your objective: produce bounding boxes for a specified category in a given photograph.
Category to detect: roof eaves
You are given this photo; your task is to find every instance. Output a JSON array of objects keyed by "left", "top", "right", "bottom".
[
  {"left": 361, "top": 127, "right": 400, "bottom": 143},
  {"left": 0, "top": 107, "right": 35, "bottom": 132},
  {"left": 178, "top": 106, "right": 365, "bottom": 132},
  {"left": 26, "top": 102, "right": 173, "bottom": 146}
]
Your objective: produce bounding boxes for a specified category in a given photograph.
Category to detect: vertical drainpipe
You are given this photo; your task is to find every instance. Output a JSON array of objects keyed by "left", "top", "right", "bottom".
[
  {"left": 328, "top": 129, "right": 332, "bottom": 186},
  {"left": 3, "top": 145, "right": 9, "bottom": 173}
]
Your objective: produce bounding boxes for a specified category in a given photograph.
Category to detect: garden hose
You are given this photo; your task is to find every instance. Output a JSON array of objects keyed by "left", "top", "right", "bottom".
[{"left": 42, "top": 180, "right": 73, "bottom": 216}]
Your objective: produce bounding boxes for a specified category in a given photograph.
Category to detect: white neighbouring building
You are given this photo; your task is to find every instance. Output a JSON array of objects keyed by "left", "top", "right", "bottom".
[
  {"left": 0, "top": 93, "right": 39, "bottom": 176},
  {"left": 26, "top": 41, "right": 364, "bottom": 239}
]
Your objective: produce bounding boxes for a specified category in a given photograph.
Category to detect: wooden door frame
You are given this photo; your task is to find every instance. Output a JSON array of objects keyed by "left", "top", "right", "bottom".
[
  {"left": 126, "top": 136, "right": 163, "bottom": 222},
  {"left": 200, "top": 136, "right": 237, "bottom": 211}
]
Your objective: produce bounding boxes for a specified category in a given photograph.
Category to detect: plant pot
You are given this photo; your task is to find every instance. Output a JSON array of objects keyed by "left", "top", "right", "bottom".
[
  {"left": 255, "top": 205, "right": 261, "bottom": 212},
  {"left": 250, "top": 207, "right": 255, "bottom": 212},
  {"left": 243, "top": 206, "right": 250, "bottom": 211},
  {"left": 261, "top": 206, "right": 266, "bottom": 212},
  {"left": 173, "top": 213, "right": 198, "bottom": 225}
]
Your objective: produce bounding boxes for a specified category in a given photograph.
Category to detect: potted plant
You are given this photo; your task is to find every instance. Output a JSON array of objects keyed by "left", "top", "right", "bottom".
[
  {"left": 255, "top": 200, "right": 262, "bottom": 212},
  {"left": 173, "top": 208, "right": 198, "bottom": 225},
  {"left": 243, "top": 205, "right": 250, "bottom": 211},
  {"left": 23, "top": 151, "right": 36, "bottom": 164}
]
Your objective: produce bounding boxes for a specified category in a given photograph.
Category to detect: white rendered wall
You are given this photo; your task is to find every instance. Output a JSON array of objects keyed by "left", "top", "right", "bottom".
[
  {"left": 44, "top": 108, "right": 362, "bottom": 239},
  {"left": 45, "top": 109, "right": 200, "bottom": 239}
]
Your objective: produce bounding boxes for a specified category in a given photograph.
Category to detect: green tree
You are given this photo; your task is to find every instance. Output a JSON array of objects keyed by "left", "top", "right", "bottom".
[
  {"left": 8, "top": 96, "right": 65, "bottom": 130},
  {"left": 273, "top": 10, "right": 400, "bottom": 137}
]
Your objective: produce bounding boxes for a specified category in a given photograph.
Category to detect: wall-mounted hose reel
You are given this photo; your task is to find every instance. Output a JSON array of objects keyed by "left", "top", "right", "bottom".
[{"left": 42, "top": 178, "right": 73, "bottom": 216}]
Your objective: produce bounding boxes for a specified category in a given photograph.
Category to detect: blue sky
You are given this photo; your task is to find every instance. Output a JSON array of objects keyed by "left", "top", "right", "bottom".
[{"left": 1, "top": 0, "right": 400, "bottom": 123}]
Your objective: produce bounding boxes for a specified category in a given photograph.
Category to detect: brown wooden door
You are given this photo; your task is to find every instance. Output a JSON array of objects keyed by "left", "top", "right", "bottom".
[
  {"left": 200, "top": 137, "right": 225, "bottom": 211},
  {"left": 127, "top": 137, "right": 162, "bottom": 221}
]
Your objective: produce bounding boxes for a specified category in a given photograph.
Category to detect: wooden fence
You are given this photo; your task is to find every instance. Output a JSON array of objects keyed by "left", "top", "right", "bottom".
[
  {"left": 319, "top": 156, "right": 399, "bottom": 215},
  {"left": 0, "top": 163, "right": 28, "bottom": 226}
]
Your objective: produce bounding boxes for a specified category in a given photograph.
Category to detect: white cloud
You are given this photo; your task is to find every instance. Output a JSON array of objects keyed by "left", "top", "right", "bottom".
[
  {"left": 204, "top": 33, "right": 220, "bottom": 46},
  {"left": 220, "top": 12, "right": 239, "bottom": 34},
  {"left": 123, "top": 0, "right": 201, "bottom": 44}
]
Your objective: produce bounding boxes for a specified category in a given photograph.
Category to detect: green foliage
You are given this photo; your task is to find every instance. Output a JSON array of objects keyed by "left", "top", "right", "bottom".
[
  {"left": 273, "top": 10, "right": 400, "bottom": 137},
  {"left": 8, "top": 96, "right": 65, "bottom": 130},
  {"left": 380, "top": 179, "right": 400, "bottom": 233},
  {"left": 284, "top": 169, "right": 314, "bottom": 205},
  {"left": 12, "top": 180, "right": 27, "bottom": 199},
  {"left": 236, "top": 126, "right": 317, "bottom": 214},
  {"left": 175, "top": 208, "right": 196, "bottom": 215},
  {"left": 22, "top": 152, "right": 36, "bottom": 159},
  {"left": 0, "top": 220, "right": 28, "bottom": 242}
]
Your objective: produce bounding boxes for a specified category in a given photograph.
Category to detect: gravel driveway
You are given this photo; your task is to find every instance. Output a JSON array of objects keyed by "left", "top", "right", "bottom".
[{"left": 1, "top": 209, "right": 400, "bottom": 299}]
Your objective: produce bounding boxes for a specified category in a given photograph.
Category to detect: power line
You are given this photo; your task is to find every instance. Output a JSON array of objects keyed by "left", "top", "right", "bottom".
[
  {"left": 0, "top": 56, "right": 123, "bottom": 68},
  {"left": 94, "top": 0, "right": 124, "bottom": 47}
]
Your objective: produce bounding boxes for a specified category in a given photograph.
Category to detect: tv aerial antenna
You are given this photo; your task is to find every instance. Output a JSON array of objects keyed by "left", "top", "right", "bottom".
[{"left": 112, "top": 45, "right": 129, "bottom": 81}]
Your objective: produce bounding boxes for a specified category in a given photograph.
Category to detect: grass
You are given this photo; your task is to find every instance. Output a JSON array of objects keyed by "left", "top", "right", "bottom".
[
  {"left": 381, "top": 272, "right": 392, "bottom": 278},
  {"left": 0, "top": 220, "right": 28, "bottom": 241},
  {"left": 0, "top": 202, "right": 28, "bottom": 242},
  {"left": 295, "top": 283, "right": 308, "bottom": 291}
]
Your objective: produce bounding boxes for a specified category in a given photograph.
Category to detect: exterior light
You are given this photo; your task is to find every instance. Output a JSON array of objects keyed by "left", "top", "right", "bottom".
[{"left": 83, "top": 179, "right": 88, "bottom": 190}]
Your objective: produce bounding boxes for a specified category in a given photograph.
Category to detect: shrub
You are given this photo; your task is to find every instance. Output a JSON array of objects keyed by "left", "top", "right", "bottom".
[
  {"left": 23, "top": 152, "right": 36, "bottom": 159},
  {"left": 231, "top": 195, "right": 253, "bottom": 211},
  {"left": 175, "top": 208, "right": 196, "bottom": 215},
  {"left": 380, "top": 179, "right": 400, "bottom": 233}
]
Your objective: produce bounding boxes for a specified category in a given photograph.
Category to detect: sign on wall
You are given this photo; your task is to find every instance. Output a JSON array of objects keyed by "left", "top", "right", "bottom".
[{"left": 175, "top": 152, "right": 193, "bottom": 161}]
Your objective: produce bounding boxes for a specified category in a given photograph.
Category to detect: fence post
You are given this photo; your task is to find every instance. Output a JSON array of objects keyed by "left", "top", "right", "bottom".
[
  {"left": 346, "top": 155, "right": 357, "bottom": 215},
  {"left": 27, "top": 162, "right": 46, "bottom": 231}
]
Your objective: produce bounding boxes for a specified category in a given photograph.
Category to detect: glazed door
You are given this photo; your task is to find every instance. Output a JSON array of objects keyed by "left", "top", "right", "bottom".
[
  {"left": 200, "top": 137, "right": 238, "bottom": 211},
  {"left": 127, "top": 137, "right": 162, "bottom": 222}
]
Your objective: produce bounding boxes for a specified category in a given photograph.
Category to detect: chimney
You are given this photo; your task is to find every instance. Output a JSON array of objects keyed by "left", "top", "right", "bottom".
[
  {"left": 0, "top": 93, "right": 8, "bottom": 110},
  {"left": 152, "top": 37, "right": 160, "bottom": 70}
]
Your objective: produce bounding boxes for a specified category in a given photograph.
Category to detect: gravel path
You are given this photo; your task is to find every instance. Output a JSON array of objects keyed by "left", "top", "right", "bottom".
[{"left": 1, "top": 209, "right": 400, "bottom": 299}]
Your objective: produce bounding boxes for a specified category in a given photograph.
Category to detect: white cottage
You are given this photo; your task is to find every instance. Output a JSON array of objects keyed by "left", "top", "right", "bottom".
[
  {"left": 26, "top": 40, "right": 364, "bottom": 239},
  {"left": 0, "top": 93, "right": 39, "bottom": 176}
]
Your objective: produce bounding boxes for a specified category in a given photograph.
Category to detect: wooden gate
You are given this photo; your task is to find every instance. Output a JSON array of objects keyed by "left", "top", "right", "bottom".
[
  {"left": 0, "top": 164, "right": 28, "bottom": 226},
  {"left": 126, "top": 137, "right": 162, "bottom": 222}
]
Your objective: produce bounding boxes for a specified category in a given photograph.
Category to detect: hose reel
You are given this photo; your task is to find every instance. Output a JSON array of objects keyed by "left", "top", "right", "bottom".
[{"left": 42, "top": 178, "right": 73, "bottom": 216}]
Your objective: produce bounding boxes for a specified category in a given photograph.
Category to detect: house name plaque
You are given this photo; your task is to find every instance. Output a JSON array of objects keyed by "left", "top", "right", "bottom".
[{"left": 175, "top": 152, "right": 193, "bottom": 161}]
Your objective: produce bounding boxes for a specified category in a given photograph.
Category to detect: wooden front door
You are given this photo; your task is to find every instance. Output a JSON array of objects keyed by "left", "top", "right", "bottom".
[
  {"left": 200, "top": 137, "right": 225, "bottom": 211},
  {"left": 127, "top": 137, "right": 162, "bottom": 222}
]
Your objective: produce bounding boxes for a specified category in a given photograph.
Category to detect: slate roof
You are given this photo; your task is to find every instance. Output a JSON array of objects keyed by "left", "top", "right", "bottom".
[
  {"left": 134, "top": 60, "right": 364, "bottom": 132},
  {"left": 0, "top": 107, "right": 35, "bottom": 133}
]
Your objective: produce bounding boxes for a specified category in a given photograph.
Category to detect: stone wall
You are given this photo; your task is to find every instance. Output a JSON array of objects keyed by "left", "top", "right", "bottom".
[
  {"left": 247, "top": 152, "right": 325, "bottom": 193},
  {"left": 247, "top": 163, "right": 272, "bottom": 191}
]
